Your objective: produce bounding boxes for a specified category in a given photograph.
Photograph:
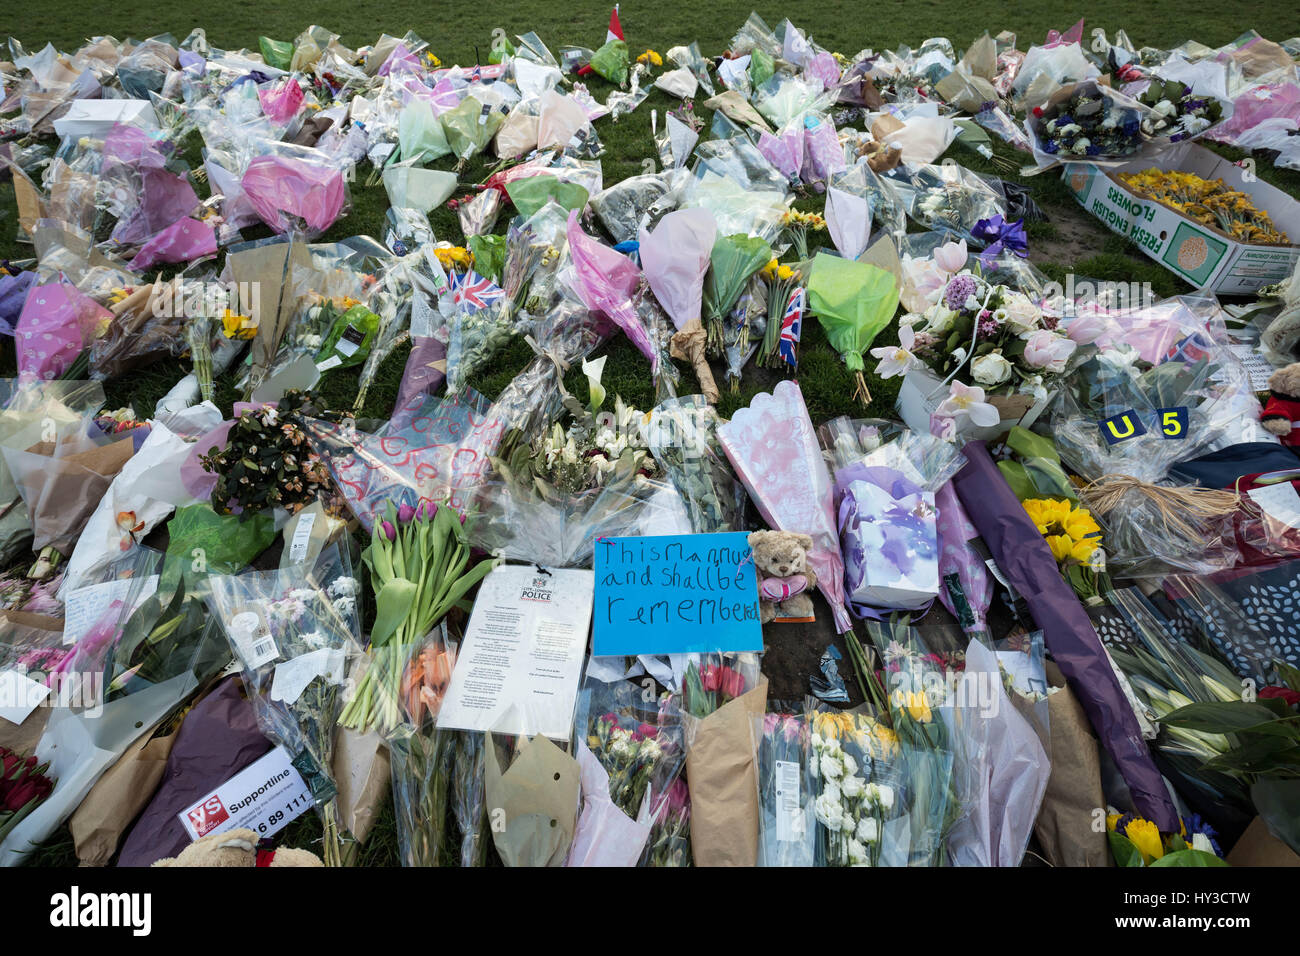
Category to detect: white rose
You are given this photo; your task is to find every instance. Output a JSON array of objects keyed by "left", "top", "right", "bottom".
[
  {"left": 841, "top": 753, "right": 858, "bottom": 777},
  {"left": 1001, "top": 292, "right": 1040, "bottom": 334},
  {"left": 857, "top": 816, "right": 880, "bottom": 844},
  {"left": 925, "top": 305, "right": 958, "bottom": 335},
  {"left": 971, "top": 352, "right": 1013, "bottom": 386}
]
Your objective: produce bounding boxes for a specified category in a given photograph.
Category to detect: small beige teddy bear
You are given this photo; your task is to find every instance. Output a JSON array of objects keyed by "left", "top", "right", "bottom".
[
  {"left": 748, "top": 530, "right": 818, "bottom": 624},
  {"left": 152, "top": 828, "right": 324, "bottom": 867}
]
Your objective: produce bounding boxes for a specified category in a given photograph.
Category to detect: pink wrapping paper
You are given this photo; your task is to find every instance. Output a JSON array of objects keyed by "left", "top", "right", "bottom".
[
  {"left": 757, "top": 125, "right": 804, "bottom": 181},
  {"left": 128, "top": 217, "right": 217, "bottom": 270},
  {"left": 637, "top": 208, "right": 716, "bottom": 330},
  {"left": 242, "top": 155, "right": 346, "bottom": 235},
  {"left": 258, "top": 78, "right": 305, "bottom": 124},
  {"left": 565, "top": 211, "right": 656, "bottom": 368},
  {"left": 718, "top": 380, "right": 852, "bottom": 632},
  {"left": 16, "top": 279, "right": 110, "bottom": 381}
]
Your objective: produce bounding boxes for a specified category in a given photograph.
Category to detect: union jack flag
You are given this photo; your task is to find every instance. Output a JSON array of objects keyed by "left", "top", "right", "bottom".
[
  {"left": 779, "top": 287, "right": 804, "bottom": 368},
  {"left": 451, "top": 269, "right": 506, "bottom": 312}
]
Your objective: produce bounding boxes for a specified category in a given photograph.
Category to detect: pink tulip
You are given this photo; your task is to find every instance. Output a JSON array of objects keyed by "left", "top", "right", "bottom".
[
  {"left": 1064, "top": 312, "right": 1108, "bottom": 345},
  {"left": 1023, "top": 330, "right": 1077, "bottom": 373},
  {"left": 397, "top": 503, "right": 416, "bottom": 523},
  {"left": 933, "top": 239, "right": 969, "bottom": 274},
  {"left": 381, "top": 520, "right": 397, "bottom": 542}
]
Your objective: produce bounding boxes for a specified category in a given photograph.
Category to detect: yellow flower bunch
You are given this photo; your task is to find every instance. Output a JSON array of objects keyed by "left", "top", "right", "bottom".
[
  {"left": 221, "top": 308, "right": 258, "bottom": 340},
  {"left": 1022, "top": 497, "right": 1103, "bottom": 566},
  {"left": 811, "top": 711, "right": 900, "bottom": 758},
  {"left": 425, "top": 52, "right": 442, "bottom": 68},
  {"left": 1119, "top": 168, "right": 1291, "bottom": 245},
  {"left": 636, "top": 49, "right": 663, "bottom": 67},
  {"left": 433, "top": 246, "right": 474, "bottom": 272},
  {"left": 759, "top": 258, "right": 796, "bottom": 282},
  {"left": 889, "top": 689, "right": 933, "bottom": 724},
  {"left": 106, "top": 286, "right": 134, "bottom": 306},
  {"left": 782, "top": 209, "right": 827, "bottom": 231}
]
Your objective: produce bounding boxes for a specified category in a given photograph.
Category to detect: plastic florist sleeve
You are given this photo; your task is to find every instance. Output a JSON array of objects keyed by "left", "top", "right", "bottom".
[
  {"left": 566, "top": 680, "right": 686, "bottom": 867},
  {"left": 205, "top": 544, "right": 361, "bottom": 866},
  {"left": 818, "top": 417, "right": 965, "bottom": 616}
]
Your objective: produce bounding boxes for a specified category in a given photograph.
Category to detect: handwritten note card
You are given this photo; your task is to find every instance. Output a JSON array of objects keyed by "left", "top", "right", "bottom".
[{"left": 592, "top": 532, "right": 764, "bottom": 657}]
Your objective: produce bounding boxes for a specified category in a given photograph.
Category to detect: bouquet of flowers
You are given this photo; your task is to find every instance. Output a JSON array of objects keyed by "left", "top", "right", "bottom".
[
  {"left": 641, "top": 777, "right": 691, "bottom": 866},
  {"left": 200, "top": 390, "right": 351, "bottom": 519},
  {"left": 757, "top": 258, "right": 803, "bottom": 369},
  {"left": 883, "top": 162, "right": 1006, "bottom": 239},
  {"left": 1133, "top": 78, "right": 1224, "bottom": 141},
  {"left": 1030, "top": 82, "right": 1150, "bottom": 160},
  {"left": 568, "top": 682, "right": 687, "bottom": 866},
  {"left": 1106, "top": 811, "right": 1226, "bottom": 866},
  {"left": 388, "top": 632, "right": 458, "bottom": 867},
  {"left": 755, "top": 709, "right": 815, "bottom": 866},
  {"left": 340, "top": 500, "right": 497, "bottom": 736},
  {"left": 808, "top": 708, "right": 907, "bottom": 866},
  {"left": 642, "top": 395, "right": 746, "bottom": 534},
  {"left": 0, "top": 748, "right": 55, "bottom": 844},
  {"left": 719, "top": 381, "right": 853, "bottom": 632},
  {"left": 206, "top": 545, "right": 361, "bottom": 865}
]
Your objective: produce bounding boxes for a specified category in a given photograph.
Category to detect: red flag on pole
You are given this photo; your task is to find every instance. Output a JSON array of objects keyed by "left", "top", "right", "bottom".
[{"left": 607, "top": 5, "right": 623, "bottom": 42}]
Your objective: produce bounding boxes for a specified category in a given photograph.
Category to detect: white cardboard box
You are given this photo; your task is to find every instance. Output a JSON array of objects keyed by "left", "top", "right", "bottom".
[{"left": 1063, "top": 142, "right": 1300, "bottom": 295}]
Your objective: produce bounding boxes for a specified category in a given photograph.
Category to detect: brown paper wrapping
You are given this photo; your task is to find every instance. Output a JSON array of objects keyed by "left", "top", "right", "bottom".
[
  {"left": 70, "top": 717, "right": 178, "bottom": 866},
  {"left": 670, "top": 318, "right": 720, "bottom": 404},
  {"left": 1033, "top": 663, "right": 1110, "bottom": 867},
  {"left": 683, "top": 676, "right": 768, "bottom": 867},
  {"left": 332, "top": 727, "right": 390, "bottom": 845},
  {"left": 702, "top": 91, "right": 773, "bottom": 134},
  {"left": 1227, "top": 816, "right": 1300, "bottom": 867},
  {"left": 12, "top": 435, "right": 135, "bottom": 553},
  {"left": 227, "top": 240, "right": 313, "bottom": 389},
  {"left": 485, "top": 732, "right": 579, "bottom": 867}
]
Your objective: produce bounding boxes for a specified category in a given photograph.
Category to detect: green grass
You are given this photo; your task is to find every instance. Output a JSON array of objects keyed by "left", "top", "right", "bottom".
[{"left": 2, "top": 0, "right": 1299, "bottom": 866}]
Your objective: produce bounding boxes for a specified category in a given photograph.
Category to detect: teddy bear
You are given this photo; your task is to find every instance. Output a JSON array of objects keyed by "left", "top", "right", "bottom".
[
  {"left": 748, "top": 530, "right": 817, "bottom": 624},
  {"left": 1260, "top": 363, "right": 1300, "bottom": 449},
  {"left": 152, "top": 828, "right": 324, "bottom": 867}
]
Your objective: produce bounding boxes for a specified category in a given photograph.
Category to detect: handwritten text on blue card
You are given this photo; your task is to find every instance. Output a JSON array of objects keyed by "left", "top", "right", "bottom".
[{"left": 592, "top": 532, "right": 764, "bottom": 656}]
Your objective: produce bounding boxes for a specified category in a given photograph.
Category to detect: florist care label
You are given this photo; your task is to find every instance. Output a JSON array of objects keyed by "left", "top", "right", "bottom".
[
  {"left": 592, "top": 532, "right": 763, "bottom": 657},
  {"left": 178, "top": 746, "right": 312, "bottom": 842},
  {"left": 438, "top": 565, "right": 594, "bottom": 740}
]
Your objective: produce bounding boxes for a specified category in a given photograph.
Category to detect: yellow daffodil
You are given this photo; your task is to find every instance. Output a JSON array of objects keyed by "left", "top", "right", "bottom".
[
  {"left": 1123, "top": 818, "right": 1165, "bottom": 864},
  {"left": 221, "top": 308, "right": 258, "bottom": 339},
  {"left": 777, "top": 264, "right": 795, "bottom": 281},
  {"left": 1106, "top": 813, "right": 1122, "bottom": 832}
]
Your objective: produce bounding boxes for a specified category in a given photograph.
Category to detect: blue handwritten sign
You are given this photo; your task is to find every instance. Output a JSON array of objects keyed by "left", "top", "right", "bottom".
[{"left": 592, "top": 532, "right": 764, "bottom": 656}]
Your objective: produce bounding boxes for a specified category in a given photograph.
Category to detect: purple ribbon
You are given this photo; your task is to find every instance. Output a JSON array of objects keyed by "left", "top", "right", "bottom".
[{"left": 972, "top": 215, "right": 1028, "bottom": 264}]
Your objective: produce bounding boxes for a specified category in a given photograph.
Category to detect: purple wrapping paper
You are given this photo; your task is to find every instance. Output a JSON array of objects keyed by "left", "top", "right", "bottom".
[
  {"left": 394, "top": 335, "right": 447, "bottom": 412},
  {"left": 952, "top": 440, "right": 1179, "bottom": 831},
  {"left": 935, "top": 481, "right": 991, "bottom": 632},
  {"left": 116, "top": 678, "right": 272, "bottom": 867},
  {"left": 0, "top": 270, "right": 37, "bottom": 335}
]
